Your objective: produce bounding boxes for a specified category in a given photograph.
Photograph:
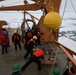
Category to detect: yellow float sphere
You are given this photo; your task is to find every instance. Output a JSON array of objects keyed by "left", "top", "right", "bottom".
[{"left": 44, "top": 12, "right": 62, "bottom": 31}]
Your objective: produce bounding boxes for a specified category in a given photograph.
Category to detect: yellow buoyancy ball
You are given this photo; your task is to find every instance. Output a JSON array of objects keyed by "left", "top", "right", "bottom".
[{"left": 44, "top": 12, "right": 62, "bottom": 31}]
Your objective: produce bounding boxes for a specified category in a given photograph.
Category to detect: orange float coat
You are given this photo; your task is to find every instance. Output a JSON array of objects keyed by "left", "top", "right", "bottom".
[
  {"left": 33, "top": 49, "right": 44, "bottom": 57},
  {"left": 1, "top": 35, "right": 9, "bottom": 46}
]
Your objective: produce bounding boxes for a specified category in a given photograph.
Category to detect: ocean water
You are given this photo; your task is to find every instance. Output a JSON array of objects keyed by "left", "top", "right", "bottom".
[
  {"left": 59, "top": 10, "right": 76, "bottom": 56},
  {"left": 59, "top": 10, "right": 76, "bottom": 41}
]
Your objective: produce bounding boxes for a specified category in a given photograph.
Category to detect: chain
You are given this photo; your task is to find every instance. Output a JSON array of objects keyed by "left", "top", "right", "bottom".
[{"left": 49, "top": 0, "right": 54, "bottom": 12}]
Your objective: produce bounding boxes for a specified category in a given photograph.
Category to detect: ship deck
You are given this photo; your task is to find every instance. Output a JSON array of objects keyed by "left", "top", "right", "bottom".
[{"left": 0, "top": 29, "right": 70, "bottom": 75}]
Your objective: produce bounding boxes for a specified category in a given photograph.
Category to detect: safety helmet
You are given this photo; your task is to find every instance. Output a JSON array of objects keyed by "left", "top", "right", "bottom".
[
  {"left": 14, "top": 30, "right": 17, "bottom": 33},
  {"left": 53, "top": 68, "right": 60, "bottom": 75},
  {"left": 33, "top": 36, "right": 37, "bottom": 40},
  {"left": 13, "top": 64, "right": 21, "bottom": 72},
  {"left": 2, "top": 31, "right": 6, "bottom": 35}
]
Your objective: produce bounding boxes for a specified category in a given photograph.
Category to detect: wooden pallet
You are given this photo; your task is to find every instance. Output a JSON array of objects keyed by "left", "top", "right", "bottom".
[{"left": 41, "top": 53, "right": 58, "bottom": 66}]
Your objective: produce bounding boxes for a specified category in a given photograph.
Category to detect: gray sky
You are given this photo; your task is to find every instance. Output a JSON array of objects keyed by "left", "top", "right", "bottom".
[
  {"left": 0, "top": 0, "right": 76, "bottom": 9},
  {"left": 0, "top": 0, "right": 76, "bottom": 12},
  {"left": 0, "top": 0, "right": 34, "bottom": 6}
]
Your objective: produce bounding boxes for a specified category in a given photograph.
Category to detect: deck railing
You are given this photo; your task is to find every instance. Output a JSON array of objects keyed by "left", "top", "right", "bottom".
[{"left": 54, "top": 40, "right": 76, "bottom": 74}]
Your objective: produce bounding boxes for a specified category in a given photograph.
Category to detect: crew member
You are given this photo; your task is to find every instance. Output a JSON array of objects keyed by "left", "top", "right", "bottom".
[
  {"left": 12, "top": 30, "right": 22, "bottom": 52},
  {"left": 21, "top": 48, "right": 45, "bottom": 72},
  {"left": 1, "top": 31, "right": 9, "bottom": 54},
  {"left": 12, "top": 64, "right": 21, "bottom": 75},
  {"left": 63, "top": 67, "right": 75, "bottom": 75},
  {"left": 24, "top": 28, "right": 33, "bottom": 49},
  {"left": 36, "top": 28, "right": 41, "bottom": 46},
  {"left": 24, "top": 35, "right": 37, "bottom": 59},
  {"left": 2, "top": 28, "right": 10, "bottom": 47}
]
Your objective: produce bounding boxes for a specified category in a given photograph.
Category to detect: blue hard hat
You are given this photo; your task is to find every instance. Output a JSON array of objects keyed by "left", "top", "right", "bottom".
[{"left": 2, "top": 31, "right": 6, "bottom": 35}]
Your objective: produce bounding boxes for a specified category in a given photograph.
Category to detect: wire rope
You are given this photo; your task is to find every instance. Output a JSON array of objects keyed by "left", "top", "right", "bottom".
[
  {"left": 61, "top": 0, "right": 68, "bottom": 19},
  {"left": 70, "top": 0, "right": 76, "bottom": 14}
]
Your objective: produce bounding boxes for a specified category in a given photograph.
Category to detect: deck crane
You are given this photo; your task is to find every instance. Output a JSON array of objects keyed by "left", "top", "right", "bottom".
[{"left": 0, "top": 0, "right": 61, "bottom": 42}]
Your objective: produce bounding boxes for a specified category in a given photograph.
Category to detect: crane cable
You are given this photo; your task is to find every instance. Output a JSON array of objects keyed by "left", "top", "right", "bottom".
[
  {"left": 62, "top": 0, "right": 76, "bottom": 19},
  {"left": 61, "top": 0, "right": 68, "bottom": 19},
  {"left": 70, "top": 0, "right": 76, "bottom": 14}
]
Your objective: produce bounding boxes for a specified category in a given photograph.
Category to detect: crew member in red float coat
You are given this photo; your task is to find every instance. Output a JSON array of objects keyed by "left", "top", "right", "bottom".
[
  {"left": 63, "top": 67, "right": 75, "bottom": 75},
  {"left": 24, "top": 35, "right": 37, "bottom": 59},
  {"left": 0, "top": 28, "right": 10, "bottom": 47},
  {"left": 0, "top": 29, "right": 3, "bottom": 44},
  {"left": 24, "top": 29, "right": 33, "bottom": 49},
  {"left": 21, "top": 48, "right": 45, "bottom": 72},
  {"left": 1, "top": 31, "right": 9, "bottom": 54},
  {"left": 36, "top": 28, "right": 41, "bottom": 46},
  {"left": 12, "top": 30, "right": 22, "bottom": 52}
]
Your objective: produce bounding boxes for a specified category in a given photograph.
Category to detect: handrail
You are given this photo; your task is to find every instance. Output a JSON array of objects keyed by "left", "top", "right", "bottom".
[
  {"left": 54, "top": 40, "right": 76, "bottom": 65},
  {"left": 54, "top": 40, "right": 76, "bottom": 73}
]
